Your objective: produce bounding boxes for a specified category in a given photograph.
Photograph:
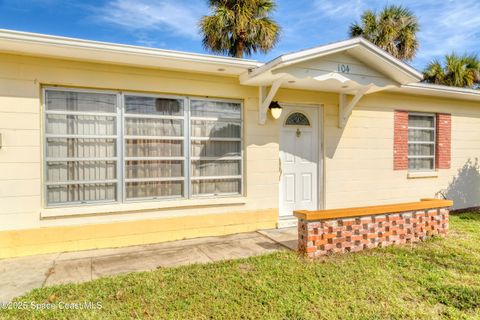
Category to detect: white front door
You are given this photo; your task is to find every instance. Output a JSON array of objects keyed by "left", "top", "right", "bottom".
[{"left": 279, "top": 106, "right": 319, "bottom": 217}]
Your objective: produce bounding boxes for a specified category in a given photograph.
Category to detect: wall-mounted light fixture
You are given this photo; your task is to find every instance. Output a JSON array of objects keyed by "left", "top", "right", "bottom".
[{"left": 269, "top": 101, "right": 283, "bottom": 120}]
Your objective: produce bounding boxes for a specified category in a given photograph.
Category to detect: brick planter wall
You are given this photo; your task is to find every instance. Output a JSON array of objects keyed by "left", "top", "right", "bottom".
[{"left": 295, "top": 200, "right": 452, "bottom": 259}]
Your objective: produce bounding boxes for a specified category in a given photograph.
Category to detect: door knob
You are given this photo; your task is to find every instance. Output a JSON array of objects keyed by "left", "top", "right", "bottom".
[{"left": 296, "top": 128, "right": 301, "bottom": 137}]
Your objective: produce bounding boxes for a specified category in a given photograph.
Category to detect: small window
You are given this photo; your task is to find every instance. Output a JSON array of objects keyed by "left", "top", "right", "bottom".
[
  {"left": 285, "top": 112, "right": 310, "bottom": 126},
  {"left": 408, "top": 113, "right": 435, "bottom": 171}
]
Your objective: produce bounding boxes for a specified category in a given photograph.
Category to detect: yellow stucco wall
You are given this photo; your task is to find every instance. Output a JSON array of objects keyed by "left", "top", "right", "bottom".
[
  {"left": 0, "top": 209, "right": 277, "bottom": 259},
  {"left": 323, "top": 93, "right": 480, "bottom": 210},
  {"left": 1, "top": 52, "right": 480, "bottom": 258},
  {"left": 0, "top": 52, "right": 285, "bottom": 257},
  {"left": 0, "top": 53, "right": 284, "bottom": 232}
]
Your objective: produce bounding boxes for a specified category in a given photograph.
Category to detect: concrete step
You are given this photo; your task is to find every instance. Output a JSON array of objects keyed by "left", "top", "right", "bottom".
[{"left": 277, "top": 217, "right": 297, "bottom": 229}]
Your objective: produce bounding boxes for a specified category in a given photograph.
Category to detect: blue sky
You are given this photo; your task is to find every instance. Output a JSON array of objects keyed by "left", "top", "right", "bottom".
[{"left": 1, "top": 0, "right": 479, "bottom": 70}]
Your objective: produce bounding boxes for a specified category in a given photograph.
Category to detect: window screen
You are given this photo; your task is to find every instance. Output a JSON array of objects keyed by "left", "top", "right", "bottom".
[
  {"left": 124, "top": 95, "right": 186, "bottom": 200},
  {"left": 190, "top": 100, "right": 242, "bottom": 196},
  {"left": 44, "top": 89, "right": 243, "bottom": 206},
  {"left": 408, "top": 114, "right": 435, "bottom": 171},
  {"left": 45, "top": 90, "right": 119, "bottom": 205}
]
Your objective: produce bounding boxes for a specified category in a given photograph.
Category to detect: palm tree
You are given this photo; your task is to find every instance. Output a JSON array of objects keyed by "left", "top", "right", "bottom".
[
  {"left": 424, "top": 53, "right": 480, "bottom": 88},
  {"left": 349, "top": 5, "right": 419, "bottom": 61},
  {"left": 199, "top": 0, "right": 280, "bottom": 58}
]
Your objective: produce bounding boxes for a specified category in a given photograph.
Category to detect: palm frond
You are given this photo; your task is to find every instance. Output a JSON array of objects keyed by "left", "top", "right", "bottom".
[
  {"left": 200, "top": 0, "right": 280, "bottom": 58},
  {"left": 423, "top": 53, "right": 480, "bottom": 88},
  {"left": 349, "top": 5, "right": 419, "bottom": 61},
  {"left": 424, "top": 60, "right": 445, "bottom": 85},
  {"left": 349, "top": 23, "right": 364, "bottom": 37}
]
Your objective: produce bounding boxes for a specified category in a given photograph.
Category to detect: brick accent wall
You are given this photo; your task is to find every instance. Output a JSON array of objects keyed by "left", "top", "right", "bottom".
[
  {"left": 436, "top": 113, "right": 451, "bottom": 169},
  {"left": 393, "top": 110, "right": 408, "bottom": 170},
  {"left": 298, "top": 208, "right": 449, "bottom": 258}
]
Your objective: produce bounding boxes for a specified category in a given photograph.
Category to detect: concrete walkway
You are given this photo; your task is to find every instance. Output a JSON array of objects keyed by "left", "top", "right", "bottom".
[{"left": 0, "top": 228, "right": 297, "bottom": 303}]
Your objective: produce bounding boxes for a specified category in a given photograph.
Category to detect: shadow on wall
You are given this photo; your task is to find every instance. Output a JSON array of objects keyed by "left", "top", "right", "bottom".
[
  {"left": 325, "top": 106, "right": 392, "bottom": 159},
  {"left": 437, "top": 158, "right": 480, "bottom": 209}
]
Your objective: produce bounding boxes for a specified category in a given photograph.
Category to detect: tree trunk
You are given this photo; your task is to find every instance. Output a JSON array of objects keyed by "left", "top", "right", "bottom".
[{"left": 235, "top": 40, "right": 244, "bottom": 58}]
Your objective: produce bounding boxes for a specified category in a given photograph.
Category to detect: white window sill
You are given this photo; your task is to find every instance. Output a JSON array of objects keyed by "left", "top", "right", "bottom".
[
  {"left": 41, "top": 197, "right": 247, "bottom": 219},
  {"left": 407, "top": 171, "right": 439, "bottom": 179}
]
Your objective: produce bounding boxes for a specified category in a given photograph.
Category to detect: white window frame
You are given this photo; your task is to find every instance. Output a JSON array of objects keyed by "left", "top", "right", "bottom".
[
  {"left": 122, "top": 92, "right": 188, "bottom": 202},
  {"left": 189, "top": 96, "right": 244, "bottom": 198},
  {"left": 407, "top": 112, "right": 436, "bottom": 172},
  {"left": 43, "top": 86, "right": 122, "bottom": 207},
  {"left": 42, "top": 87, "right": 244, "bottom": 207}
]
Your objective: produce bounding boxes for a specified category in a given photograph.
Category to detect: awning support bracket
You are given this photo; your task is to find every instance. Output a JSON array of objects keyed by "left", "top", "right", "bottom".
[
  {"left": 338, "top": 84, "right": 374, "bottom": 128},
  {"left": 258, "top": 79, "right": 283, "bottom": 125}
]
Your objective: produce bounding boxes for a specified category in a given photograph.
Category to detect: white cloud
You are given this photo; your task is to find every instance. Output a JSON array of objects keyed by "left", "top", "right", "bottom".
[
  {"left": 134, "top": 32, "right": 167, "bottom": 48},
  {"left": 96, "top": 0, "right": 205, "bottom": 39},
  {"left": 413, "top": 0, "right": 480, "bottom": 66},
  {"left": 312, "top": 0, "right": 366, "bottom": 20},
  {"left": 285, "top": 0, "right": 480, "bottom": 69}
]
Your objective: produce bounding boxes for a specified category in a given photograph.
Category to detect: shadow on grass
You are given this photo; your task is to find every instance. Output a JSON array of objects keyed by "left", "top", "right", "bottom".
[
  {"left": 428, "top": 284, "right": 480, "bottom": 311},
  {"left": 451, "top": 212, "right": 480, "bottom": 221}
]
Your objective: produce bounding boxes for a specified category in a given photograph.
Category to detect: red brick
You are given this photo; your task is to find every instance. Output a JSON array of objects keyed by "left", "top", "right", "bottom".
[
  {"left": 351, "top": 235, "right": 363, "bottom": 242},
  {"left": 332, "top": 237, "right": 346, "bottom": 244},
  {"left": 388, "top": 215, "right": 401, "bottom": 221},
  {"left": 342, "top": 231, "right": 353, "bottom": 238},
  {"left": 322, "top": 244, "right": 336, "bottom": 251},
  {"left": 306, "top": 246, "right": 317, "bottom": 253},
  {"left": 436, "top": 113, "right": 451, "bottom": 169},
  {"left": 394, "top": 110, "right": 408, "bottom": 170},
  {"left": 374, "top": 216, "right": 387, "bottom": 223},
  {"left": 363, "top": 233, "right": 377, "bottom": 239},
  {"left": 298, "top": 208, "right": 449, "bottom": 259},
  {"left": 351, "top": 225, "right": 362, "bottom": 231},
  {"left": 313, "top": 239, "right": 327, "bottom": 246},
  {"left": 360, "top": 217, "right": 373, "bottom": 224},
  {"left": 340, "top": 219, "right": 356, "bottom": 227}
]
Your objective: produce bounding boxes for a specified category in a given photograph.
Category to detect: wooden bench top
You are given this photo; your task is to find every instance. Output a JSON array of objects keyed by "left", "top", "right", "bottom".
[{"left": 294, "top": 199, "right": 454, "bottom": 221}]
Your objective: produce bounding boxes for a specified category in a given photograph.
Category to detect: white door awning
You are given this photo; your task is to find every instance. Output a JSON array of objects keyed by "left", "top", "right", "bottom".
[{"left": 241, "top": 38, "right": 423, "bottom": 126}]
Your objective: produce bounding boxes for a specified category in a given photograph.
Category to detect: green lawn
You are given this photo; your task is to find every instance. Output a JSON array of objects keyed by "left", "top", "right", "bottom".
[{"left": 2, "top": 213, "right": 480, "bottom": 320}]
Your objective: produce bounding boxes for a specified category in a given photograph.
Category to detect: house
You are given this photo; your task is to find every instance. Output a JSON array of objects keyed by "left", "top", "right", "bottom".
[{"left": 0, "top": 29, "right": 479, "bottom": 259}]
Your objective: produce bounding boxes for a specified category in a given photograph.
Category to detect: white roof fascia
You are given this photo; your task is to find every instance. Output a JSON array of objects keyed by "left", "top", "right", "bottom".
[
  {"left": 353, "top": 38, "right": 423, "bottom": 80},
  {"left": 243, "top": 37, "right": 423, "bottom": 83},
  {"left": 397, "top": 83, "right": 480, "bottom": 101},
  {"left": 0, "top": 29, "right": 262, "bottom": 74},
  {"left": 1, "top": 29, "right": 479, "bottom": 103}
]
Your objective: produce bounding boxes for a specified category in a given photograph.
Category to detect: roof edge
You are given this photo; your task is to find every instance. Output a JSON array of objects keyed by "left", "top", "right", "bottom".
[
  {"left": 401, "top": 82, "right": 480, "bottom": 97},
  {"left": 247, "top": 37, "right": 423, "bottom": 82},
  {"left": 0, "top": 29, "right": 262, "bottom": 69},
  {"left": 2, "top": 29, "right": 479, "bottom": 102},
  {"left": 355, "top": 38, "right": 423, "bottom": 80}
]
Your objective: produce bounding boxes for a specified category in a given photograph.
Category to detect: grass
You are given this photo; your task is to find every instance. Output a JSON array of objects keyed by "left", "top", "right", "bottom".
[{"left": 1, "top": 213, "right": 480, "bottom": 319}]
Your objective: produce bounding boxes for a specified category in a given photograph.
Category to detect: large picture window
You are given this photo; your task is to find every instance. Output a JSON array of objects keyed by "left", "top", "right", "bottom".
[
  {"left": 408, "top": 113, "right": 435, "bottom": 171},
  {"left": 44, "top": 88, "right": 243, "bottom": 206}
]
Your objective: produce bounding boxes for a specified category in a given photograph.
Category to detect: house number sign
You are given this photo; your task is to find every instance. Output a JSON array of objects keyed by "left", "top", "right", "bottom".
[{"left": 337, "top": 64, "right": 350, "bottom": 73}]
